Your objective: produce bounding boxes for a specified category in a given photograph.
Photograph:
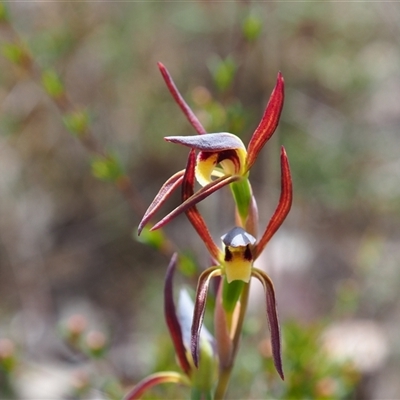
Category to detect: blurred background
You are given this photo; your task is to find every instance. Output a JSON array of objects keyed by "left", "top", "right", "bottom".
[{"left": 0, "top": 1, "right": 399, "bottom": 399}]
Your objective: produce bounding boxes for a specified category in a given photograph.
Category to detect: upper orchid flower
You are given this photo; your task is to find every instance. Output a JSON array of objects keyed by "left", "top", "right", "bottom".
[{"left": 138, "top": 63, "right": 284, "bottom": 238}]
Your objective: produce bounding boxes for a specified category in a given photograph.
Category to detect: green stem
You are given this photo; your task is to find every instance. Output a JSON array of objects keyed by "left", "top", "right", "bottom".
[
  {"left": 191, "top": 388, "right": 213, "bottom": 400},
  {"left": 230, "top": 178, "right": 251, "bottom": 226},
  {"left": 214, "top": 281, "right": 250, "bottom": 399},
  {"left": 222, "top": 278, "right": 244, "bottom": 314}
]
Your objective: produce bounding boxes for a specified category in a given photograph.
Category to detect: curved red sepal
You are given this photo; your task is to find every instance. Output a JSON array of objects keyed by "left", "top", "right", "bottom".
[
  {"left": 164, "top": 253, "right": 192, "bottom": 375},
  {"left": 254, "top": 146, "right": 292, "bottom": 259},
  {"left": 122, "top": 371, "right": 190, "bottom": 400},
  {"left": 158, "top": 62, "right": 207, "bottom": 135},
  {"left": 246, "top": 72, "right": 284, "bottom": 171},
  {"left": 138, "top": 170, "right": 185, "bottom": 235},
  {"left": 252, "top": 268, "right": 284, "bottom": 380},
  {"left": 151, "top": 172, "right": 240, "bottom": 232},
  {"left": 191, "top": 266, "right": 221, "bottom": 367}
]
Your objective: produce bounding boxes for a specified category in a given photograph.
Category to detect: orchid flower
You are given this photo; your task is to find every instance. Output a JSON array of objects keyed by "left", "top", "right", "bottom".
[
  {"left": 136, "top": 63, "right": 292, "bottom": 387},
  {"left": 135, "top": 143, "right": 291, "bottom": 387},
  {"left": 137, "top": 62, "right": 284, "bottom": 240},
  {"left": 187, "top": 144, "right": 292, "bottom": 381}
]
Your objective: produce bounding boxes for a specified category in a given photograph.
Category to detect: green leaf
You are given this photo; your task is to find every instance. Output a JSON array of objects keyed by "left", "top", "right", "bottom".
[
  {"left": 1, "top": 42, "right": 27, "bottom": 65},
  {"left": 42, "top": 69, "right": 64, "bottom": 98},
  {"left": 101, "top": 376, "right": 124, "bottom": 400},
  {"left": 135, "top": 225, "right": 166, "bottom": 250},
  {"left": 204, "top": 100, "right": 227, "bottom": 131},
  {"left": 91, "top": 154, "right": 124, "bottom": 182},
  {"left": 0, "top": 339, "right": 16, "bottom": 374},
  {"left": 242, "top": 14, "right": 263, "bottom": 42},
  {"left": 208, "top": 56, "right": 237, "bottom": 92},
  {"left": 0, "top": 115, "right": 22, "bottom": 137},
  {"left": 0, "top": 3, "right": 9, "bottom": 21},
  {"left": 226, "top": 101, "right": 247, "bottom": 136},
  {"left": 63, "top": 109, "right": 90, "bottom": 137},
  {"left": 178, "top": 253, "right": 198, "bottom": 277}
]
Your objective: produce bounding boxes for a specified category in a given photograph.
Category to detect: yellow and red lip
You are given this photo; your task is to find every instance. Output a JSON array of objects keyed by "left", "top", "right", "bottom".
[{"left": 165, "top": 132, "right": 247, "bottom": 187}]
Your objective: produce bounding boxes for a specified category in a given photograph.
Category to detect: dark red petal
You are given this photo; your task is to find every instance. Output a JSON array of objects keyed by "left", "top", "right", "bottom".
[
  {"left": 122, "top": 371, "right": 190, "bottom": 400},
  {"left": 191, "top": 266, "right": 221, "bottom": 367},
  {"left": 252, "top": 268, "right": 284, "bottom": 380},
  {"left": 254, "top": 146, "right": 292, "bottom": 259},
  {"left": 138, "top": 170, "right": 185, "bottom": 235},
  {"left": 246, "top": 72, "right": 284, "bottom": 171},
  {"left": 151, "top": 174, "right": 241, "bottom": 232},
  {"left": 164, "top": 253, "right": 191, "bottom": 375},
  {"left": 183, "top": 150, "right": 221, "bottom": 261},
  {"left": 158, "top": 62, "right": 207, "bottom": 135},
  {"left": 166, "top": 133, "right": 245, "bottom": 151}
]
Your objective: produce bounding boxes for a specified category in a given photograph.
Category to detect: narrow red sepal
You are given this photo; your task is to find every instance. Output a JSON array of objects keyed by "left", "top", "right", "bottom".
[
  {"left": 252, "top": 268, "right": 284, "bottom": 380},
  {"left": 254, "top": 146, "right": 292, "bottom": 259},
  {"left": 164, "top": 253, "right": 192, "bottom": 375},
  {"left": 158, "top": 62, "right": 207, "bottom": 135},
  {"left": 122, "top": 371, "right": 190, "bottom": 400},
  {"left": 138, "top": 170, "right": 185, "bottom": 235},
  {"left": 191, "top": 266, "right": 221, "bottom": 367},
  {"left": 246, "top": 72, "right": 284, "bottom": 171},
  {"left": 151, "top": 173, "right": 240, "bottom": 232}
]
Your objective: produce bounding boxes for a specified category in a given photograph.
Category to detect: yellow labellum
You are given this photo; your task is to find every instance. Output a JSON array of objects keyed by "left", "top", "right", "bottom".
[
  {"left": 195, "top": 153, "right": 220, "bottom": 187},
  {"left": 224, "top": 246, "right": 252, "bottom": 283},
  {"left": 195, "top": 147, "right": 247, "bottom": 187}
]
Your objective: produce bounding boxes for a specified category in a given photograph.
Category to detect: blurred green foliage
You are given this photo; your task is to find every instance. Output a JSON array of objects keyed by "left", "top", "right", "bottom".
[
  {"left": 42, "top": 68, "right": 65, "bottom": 98},
  {"left": 135, "top": 225, "right": 167, "bottom": 252},
  {"left": 208, "top": 56, "right": 237, "bottom": 93},
  {"left": 1, "top": 42, "right": 26, "bottom": 65},
  {"left": 0, "top": 339, "right": 17, "bottom": 399},
  {"left": 278, "top": 321, "right": 358, "bottom": 399},
  {"left": 62, "top": 109, "right": 90, "bottom": 137},
  {"left": 242, "top": 14, "right": 263, "bottom": 42},
  {"left": 90, "top": 154, "right": 124, "bottom": 182}
]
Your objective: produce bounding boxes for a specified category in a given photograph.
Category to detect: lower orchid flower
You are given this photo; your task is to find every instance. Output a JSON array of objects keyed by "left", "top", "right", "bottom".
[
  {"left": 137, "top": 143, "right": 291, "bottom": 387},
  {"left": 187, "top": 145, "right": 292, "bottom": 381},
  {"left": 123, "top": 253, "right": 218, "bottom": 400}
]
